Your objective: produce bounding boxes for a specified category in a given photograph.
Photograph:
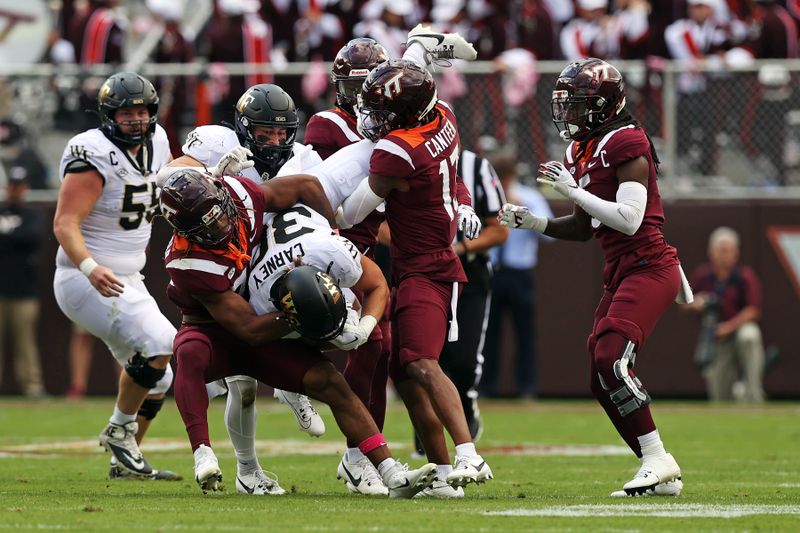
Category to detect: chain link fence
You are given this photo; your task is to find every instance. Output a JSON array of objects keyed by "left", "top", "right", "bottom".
[{"left": 3, "top": 60, "right": 800, "bottom": 199}]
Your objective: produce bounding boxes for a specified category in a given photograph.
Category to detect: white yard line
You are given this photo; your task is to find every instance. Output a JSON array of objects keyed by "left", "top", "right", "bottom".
[{"left": 484, "top": 504, "right": 800, "bottom": 518}]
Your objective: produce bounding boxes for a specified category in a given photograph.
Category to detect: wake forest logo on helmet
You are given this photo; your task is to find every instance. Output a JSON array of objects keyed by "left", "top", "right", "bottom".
[
  {"left": 280, "top": 292, "right": 300, "bottom": 328},
  {"left": 237, "top": 91, "right": 256, "bottom": 112},
  {"left": 317, "top": 272, "right": 342, "bottom": 304}
]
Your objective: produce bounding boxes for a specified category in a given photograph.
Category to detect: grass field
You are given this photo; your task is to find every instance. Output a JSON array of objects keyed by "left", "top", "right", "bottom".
[{"left": 1, "top": 397, "right": 799, "bottom": 532}]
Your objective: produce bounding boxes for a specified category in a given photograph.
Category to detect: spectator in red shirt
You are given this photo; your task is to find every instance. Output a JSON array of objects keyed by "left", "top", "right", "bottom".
[{"left": 687, "top": 227, "right": 766, "bottom": 403}]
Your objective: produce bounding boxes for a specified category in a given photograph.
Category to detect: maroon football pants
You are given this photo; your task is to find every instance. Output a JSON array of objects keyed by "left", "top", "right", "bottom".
[
  {"left": 587, "top": 265, "right": 680, "bottom": 457},
  {"left": 172, "top": 323, "right": 323, "bottom": 451}
]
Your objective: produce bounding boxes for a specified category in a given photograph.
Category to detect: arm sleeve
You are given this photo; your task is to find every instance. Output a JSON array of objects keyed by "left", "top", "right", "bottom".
[
  {"left": 571, "top": 181, "right": 647, "bottom": 236},
  {"left": 455, "top": 174, "right": 472, "bottom": 207}
]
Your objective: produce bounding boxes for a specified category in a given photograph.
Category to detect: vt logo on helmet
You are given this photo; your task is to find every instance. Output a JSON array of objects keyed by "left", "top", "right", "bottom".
[
  {"left": 97, "top": 72, "right": 160, "bottom": 147},
  {"left": 551, "top": 58, "right": 626, "bottom": 141}
]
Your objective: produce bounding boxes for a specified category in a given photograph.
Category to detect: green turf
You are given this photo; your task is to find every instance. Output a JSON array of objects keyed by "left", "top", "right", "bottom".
[{"left": 1, "top": 398, "right": 798, "bottom": 532}]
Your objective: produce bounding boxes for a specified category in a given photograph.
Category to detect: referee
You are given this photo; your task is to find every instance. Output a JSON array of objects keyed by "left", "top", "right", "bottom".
[{"left": 414, "top": 148, "right": 508, "bottom": 454}]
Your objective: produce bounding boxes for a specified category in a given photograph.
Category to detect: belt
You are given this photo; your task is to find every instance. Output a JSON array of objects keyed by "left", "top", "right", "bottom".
[{"left": 181, "top": 314, "right": 216, "bottom": 325}]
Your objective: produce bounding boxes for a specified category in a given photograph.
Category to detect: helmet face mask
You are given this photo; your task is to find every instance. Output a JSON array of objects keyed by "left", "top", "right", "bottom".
[
  {"left": 551, "top": 58, "right": 626, "bottom": 141},
  {"left": 235, "top": 84, "right": 298, "bottom": 179},
  {"left": 331, "top": 38, "right": 390, "bottom": 117},
  {"left": 98, "top": 72, "right": 159, "bottom": 146},
  {"left": 159, "top": 170, "right": 239, "bottom": 249}
]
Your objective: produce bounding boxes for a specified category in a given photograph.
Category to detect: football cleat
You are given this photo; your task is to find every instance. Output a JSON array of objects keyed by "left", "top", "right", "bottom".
[
  {"left": 621, "top": 453, "right": 681, "bottom": 496},
  {"left": 406, "top": 24, "right": 478, "bottom": 62},
  {"left": 109, "top": 457, "right": 182, "bottom": 481},
  {"left": 447, "top": 455, "right": 493, "bottom": 488},
  {"left": 194, "top": 444, "right": 223, "bottom": 494},
  {"left": 384, "top": 462, "right": 437, "bottom": 499},
  {"left": 610, "top": 478, "right": 683, "bottom": 497},
  {"left": 274, "top": 389, "right": 326, "bottom": 437},
  {"left": 413, "top": 479, "right": 465, "bottom": 499},
  {"left": 235, "top": 469, "right": 287, "bottom": 496},
  {"left": 99, "top": 421, "right": 153, "bottom": 477},
  {"left": 337, "top": 453, "right": 389, "bottom": 496}
]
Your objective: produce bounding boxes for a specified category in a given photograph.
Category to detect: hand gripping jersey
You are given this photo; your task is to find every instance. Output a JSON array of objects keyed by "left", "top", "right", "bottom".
[
  {"left": 247, "top": 203, "right": 363, "bottom": 316},
  {"left": 56, "top": 125, "right": 171, "bottom": 274},
  {"left": 182, "top": 125, "right": 321, "bottom": 183},
  {"left": 165, "top": 176, "right": 266, "bottom": 319},
  {"left": 563, "top": 124, "right": 679, "bottom": 289},
  {"left": 305, "top": 107, "right": 384, "bottom": 257},
  {"left": 369, "top": 101, "right": 467, "bottom": 284}
]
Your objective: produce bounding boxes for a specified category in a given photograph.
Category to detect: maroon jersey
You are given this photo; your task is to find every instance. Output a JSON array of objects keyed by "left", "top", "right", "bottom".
[
  {"left": 563, "top": 125, "right": 679, "bottom": 289},
  {"left": 370, "top": 102, "right": 467, "bottom": 284},
  {"left": 164, "top": 176, "right": 265, "bottom": 319},
  {"left": 305, "top": 107, "right": 384, "bottom": 256}
]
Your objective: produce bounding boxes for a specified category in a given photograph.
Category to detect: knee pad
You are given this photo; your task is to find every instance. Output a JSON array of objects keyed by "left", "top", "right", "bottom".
[
  {"left": 125, "top": 353, "right": 168, "bottom": 390},
  {"left": 595, "top": 333, "right": 651, "bottom": 417},
  {"left": 137, "top": 397, "right": 165, "bottom": 420},
  {"left": 149, "top": 363, "right": 174, "bottom": 395},
  {"left": 226, "top": 377, "right": 258, "bottom": 406}
]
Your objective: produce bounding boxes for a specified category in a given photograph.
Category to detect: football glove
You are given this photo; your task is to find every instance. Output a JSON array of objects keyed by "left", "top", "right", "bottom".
[
  {"left": 537, "top": 161, "right": 578, "bottom": 199},
  {"left": 330, "top": 315, "right": 377, "bottom": 351},
  {"left": 498, "top": 203, "right": 547, "bottom": 233},
  {"left": 457, "top": 204, "right": 482, "bottom": 239},
  {"left": 210, "top": 146, "right": 255, "bottom": 178}
]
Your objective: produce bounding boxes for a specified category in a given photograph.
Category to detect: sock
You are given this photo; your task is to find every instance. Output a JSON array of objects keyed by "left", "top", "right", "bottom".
[
  {"left": 110, "top": 405, "right": 136, "bottom": 426},
  {"left": 346, "top": 447, "right": 365, "bottom": 463},
  {"left": 402, "top": 42, "right": 429, "bottom": 67},
  {"left": 224, "top": 379, "right": 260, "bottom": 475},
  {"left": 377, "top": 458, "right": 397, "bottom": 478},
  {"left": 638, "top": 429, "right": 667, "bottom": 460},
  {"left": 455, "top": 442, "right": 478, "bottom": 458},
  {"left": 436, "top": 464, "right": 452, "bottom": 481}
]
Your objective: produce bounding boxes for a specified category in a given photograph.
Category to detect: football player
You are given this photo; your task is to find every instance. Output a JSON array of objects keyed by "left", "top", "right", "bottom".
[
  {"left": 336, "top": 57, "right": 493, "bottom": 495},
  {"left": 159, "top": 168, "right": 438, "bottom": 498},
  {"left": 52, "top": 72, "right": 179, "bottom": 481},
  {"left": 499, "top": 58, "right": 692, "bottom": 497}
]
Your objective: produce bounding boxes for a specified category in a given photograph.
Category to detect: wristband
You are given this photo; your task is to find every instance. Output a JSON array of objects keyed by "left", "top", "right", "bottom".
[
  {"left": 79, "top": 257, "right": 99, "bottom": 277},
  {"left": 359, "top": 315, "right": 379, "bottom": 338}
]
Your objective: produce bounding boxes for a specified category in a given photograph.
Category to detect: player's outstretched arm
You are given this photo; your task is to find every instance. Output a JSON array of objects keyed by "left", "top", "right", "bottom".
[
  {"left": 194, "top": 289, "right": 292, "bottom": 346},
  {"left": 53, "top": 170, "right": 125, "bottom": 297},
  {"left": 499, "top": 202, "right": 593, "bottom": 242}
]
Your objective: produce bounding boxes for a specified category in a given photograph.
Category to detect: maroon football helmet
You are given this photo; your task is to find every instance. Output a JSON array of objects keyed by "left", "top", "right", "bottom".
[
  {"left": 159, "top": 169, "right": 239, "bottom": 249},
  {"left": 357, "top": 59, "right": 438, "bottom": 142},
  {"left": 551, "top": 58, "right": 626, "bottom": 141},
  {"left": 331, "top": 38, "right": 390, "bottom": 118}
]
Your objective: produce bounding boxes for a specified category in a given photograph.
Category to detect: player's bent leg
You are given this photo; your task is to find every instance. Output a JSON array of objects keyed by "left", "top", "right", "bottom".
[
  {"left": 273, "top": 389, "right": 325, "bottom": 437},
  {"left": 172, "top": 338, "right": 214, "bottom": 452}
]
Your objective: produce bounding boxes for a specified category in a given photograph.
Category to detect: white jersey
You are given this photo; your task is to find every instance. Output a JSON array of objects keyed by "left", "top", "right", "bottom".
[
  {"left": 247, "top": 204, "right": 363, "bottom": 316},
  {"left": 182, "top": 125, "right": 321, "bottom": 183},
  {"left": 56, "top": 125, "right": 171, "bottom": 275}
]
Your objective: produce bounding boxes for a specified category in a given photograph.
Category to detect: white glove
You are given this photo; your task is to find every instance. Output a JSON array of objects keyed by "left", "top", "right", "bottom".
[
  {"left": 330, "top": 315, "right": 377, "bottom": 351},
  {"left": 498, "top": 203, "right": 547, "bottom": 233},
  {"left": 457, "top": 204, "right": 482, "bottom": 239},
  {"left": 537, "top": 161, "right": 579, "bottom": 199},
  {"left": 210, "top": 146, "right": 254, "bottom": 178}
]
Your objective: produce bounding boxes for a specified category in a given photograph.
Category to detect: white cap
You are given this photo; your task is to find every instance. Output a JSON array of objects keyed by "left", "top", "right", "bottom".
[
  {"left": 431, "top": 0, "right": 464, "bottom": 22},
  {"left": 577, "top": 0, "right": 607, "bottom": 9},
  {"left": 146, "top": 0, "right": 184, "bottom": 21},
  {"left": 217, "top": 0, "right": 260, "bottom": 15}
]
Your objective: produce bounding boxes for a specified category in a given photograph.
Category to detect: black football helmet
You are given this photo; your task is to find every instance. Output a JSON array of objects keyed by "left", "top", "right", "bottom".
[
  {"left": 331, "top": 38, "right": 390, "bottom": 118},
  {"left": 234, "top": 84, "right": 298, "bottom": 179},
  {"left": 551, "top": 58, "right": 626, "bottom": 141},
  {"left": 97, "top": 72, "right": 159, "bottom": 146},
  {"left": 159, "top": 169, "right": 239, "bottom": 249},
  {"left": 270, "top": 265, "right": 347, "bottom": 343},
  {"left": 357, "top": 59, "right": 438, "bottom": 142}
]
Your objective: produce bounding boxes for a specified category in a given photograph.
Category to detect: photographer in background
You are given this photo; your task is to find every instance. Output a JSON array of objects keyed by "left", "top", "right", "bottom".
[{"left": 687, "top": 227, "right": 766, "bottom": 403}]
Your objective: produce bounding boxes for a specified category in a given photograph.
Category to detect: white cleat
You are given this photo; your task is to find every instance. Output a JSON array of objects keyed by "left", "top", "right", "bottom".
[
  {"left": 384, "top": 462, "right": 437, "bottom": 499},
  {"left": 621, "top": 453, "right": 682, "bottom": 496},
  {"left": 413, "top": 479, "right": 465, "bottom": 499},
  {"left": 611, "top": 478, "right": 684, "bottom": 497},
  {"left": 406, "top": 24, "right": 478, "bottom": 62},
  {"left": 193, "top": 444, "right": 223, "bottom": 494},
  {"left": 447, "top": 455, "right": 493, "bottom": 488},
  {"left": 236, "top": 469, "right": 287, "bottom": 496},
  {"left": 337, "top": 454, "right": 389, "bottom": 496},
  {"left": 274, "top": 389, "right": 325, "bottom": 437},
  {"left": 99, "top": 421, "right": 153, "bottom": 477}
]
